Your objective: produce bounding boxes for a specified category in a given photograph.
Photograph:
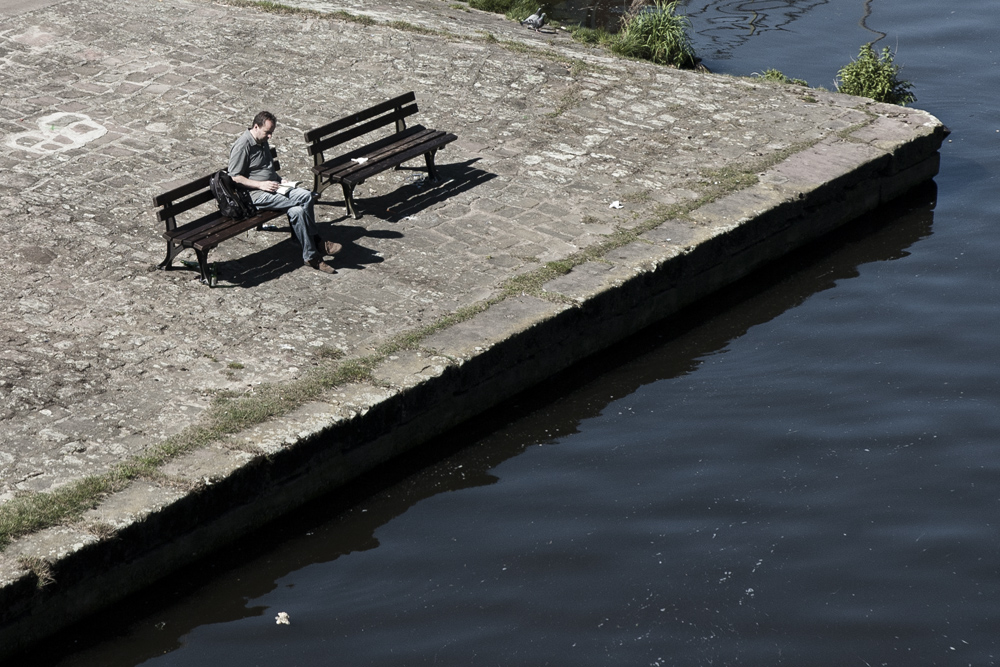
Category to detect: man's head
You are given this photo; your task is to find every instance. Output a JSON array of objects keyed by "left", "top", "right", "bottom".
[{"left": 250, "top": 110, "right": 277, "bottom": 142}]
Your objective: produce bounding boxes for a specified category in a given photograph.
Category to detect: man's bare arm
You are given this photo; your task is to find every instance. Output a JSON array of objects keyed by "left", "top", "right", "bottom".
[{"left": 231, "top": 174, "right": 280, "bottom": 193}]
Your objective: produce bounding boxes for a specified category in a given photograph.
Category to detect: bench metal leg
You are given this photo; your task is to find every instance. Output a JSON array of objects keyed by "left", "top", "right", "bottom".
[
  {"left": 313, "top": 173, "right": 327, "bottom": 195},
  {"left": 424, "top": 149, "right": 440, "bottom": 182},
  {"left": 342, "top": 183, "right": 360, "bottom": 220},
  {"left": 159, "top": 241, "right": 184, "bottom": 271},
  {"left": 194, "top": 248, "right": 214, "bottom": 286}
]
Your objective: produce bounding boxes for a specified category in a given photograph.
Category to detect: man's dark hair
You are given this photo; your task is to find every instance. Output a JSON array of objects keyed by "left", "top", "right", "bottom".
[{"left": 252, "top": 110, "right": 277, "bottom": 129}]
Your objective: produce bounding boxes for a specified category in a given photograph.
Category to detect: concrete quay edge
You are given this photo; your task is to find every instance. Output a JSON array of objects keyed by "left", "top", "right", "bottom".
[{"left": 0, "top": 103, "right": 947, "bottom": 658}]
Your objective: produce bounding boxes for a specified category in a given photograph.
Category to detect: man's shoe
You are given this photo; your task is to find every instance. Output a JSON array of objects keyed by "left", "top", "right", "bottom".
[
  {"left": 323, "top": 241, "right": 342, "bottom": 256},
  {"left": 305, "top": 258, "right": 336, "bottom": 274}
]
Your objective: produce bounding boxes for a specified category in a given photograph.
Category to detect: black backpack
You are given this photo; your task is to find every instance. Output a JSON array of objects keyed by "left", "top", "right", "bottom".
[{"left": 210, "top": 170, "right": 257, "bottom": 220}]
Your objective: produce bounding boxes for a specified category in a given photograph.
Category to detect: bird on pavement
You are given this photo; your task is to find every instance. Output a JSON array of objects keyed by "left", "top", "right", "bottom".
[{"left": 521, "top": 8, "right": 547, "bottom": 31}]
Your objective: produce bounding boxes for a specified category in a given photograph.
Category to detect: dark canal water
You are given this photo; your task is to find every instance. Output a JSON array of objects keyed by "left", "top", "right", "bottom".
[{"left": 46, "top": 1, "right": 999, "bottom": 665}]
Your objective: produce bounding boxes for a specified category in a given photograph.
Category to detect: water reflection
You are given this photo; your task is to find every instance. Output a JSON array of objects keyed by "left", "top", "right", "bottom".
[
  {"left": 685, "top": 0, "right": 829, "bottom": 49},
  {"left": 553, "top": 0, "right": 887, "bottom": 59},
  {"left": 35, "top": 184, "right": 937, "bottom": 667},
  {"left": 859, "top": 0, "right": 887, "bottom": 43},
  {"left": 553, "top": 0, "right": 831, "bottom": 39}
]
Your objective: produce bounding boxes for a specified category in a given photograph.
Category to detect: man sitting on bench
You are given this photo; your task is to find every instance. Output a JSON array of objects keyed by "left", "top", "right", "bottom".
[{"left": 229, "top": 111, "right": 341, "bottom": 274}]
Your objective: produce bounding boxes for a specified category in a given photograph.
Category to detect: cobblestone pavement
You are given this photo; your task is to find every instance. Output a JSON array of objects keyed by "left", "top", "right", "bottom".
[{"left": 0, "top": 0, "right": 899, "bottom": 504}]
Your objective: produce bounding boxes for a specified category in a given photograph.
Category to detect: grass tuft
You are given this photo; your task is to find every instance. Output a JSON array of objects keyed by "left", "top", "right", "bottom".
[
  {"left": 1, "top": 476, "right": 123, "bottom": 551},
  {"left": 568, "top": 25, "right": 615, "bottom": 46},
  {"left": 316, "top": 345, "right": 346, "bottom": 360},
  {"left": 18, "top": 556, "right": 55, "bottom": 588},
  {"left": 468, "top": 0, "right": 516, "bottom": 12},
  {"left": 220, "top": 0, "right": 320, "bottom": 16},
  {"left": 387, "top": 20, "right": 439, "bottom": 35},
  {"left": 754, "top": 68, "right": 808, "bottom": 87}
]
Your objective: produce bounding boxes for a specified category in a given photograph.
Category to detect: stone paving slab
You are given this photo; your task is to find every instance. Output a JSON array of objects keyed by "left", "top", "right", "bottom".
[{"left": 0, "top": 0, "right": 947, "bottom": 655}]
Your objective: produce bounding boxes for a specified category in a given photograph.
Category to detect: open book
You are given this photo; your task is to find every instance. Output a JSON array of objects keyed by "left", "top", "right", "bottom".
[{"left": 276, "top": 179, "right": 301, "bottom": 196}]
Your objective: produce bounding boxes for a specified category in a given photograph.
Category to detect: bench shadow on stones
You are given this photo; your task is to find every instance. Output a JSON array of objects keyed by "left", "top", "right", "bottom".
[
  {"left": 178, "top": 158, "right": 493, "bottom": 288},
  {"left": 315, "top": 158, "right": 494, "bottom": 223}
]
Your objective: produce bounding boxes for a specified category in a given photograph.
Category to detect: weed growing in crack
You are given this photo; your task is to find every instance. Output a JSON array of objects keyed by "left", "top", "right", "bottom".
[
  {"left": 754, "top": 68, "right": 808, "bottom": 87},
  {"left": 18, "top": 556, "right": 55, "bottom": 588}
]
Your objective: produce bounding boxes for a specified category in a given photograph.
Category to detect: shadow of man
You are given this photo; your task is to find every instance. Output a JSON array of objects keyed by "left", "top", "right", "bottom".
[{"left": 209, "top": 224, "right": 401, "bottom": 288}]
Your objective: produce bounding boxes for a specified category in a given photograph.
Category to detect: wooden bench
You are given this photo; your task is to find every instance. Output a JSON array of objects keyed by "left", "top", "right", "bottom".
[
  {"left": 152, "top": 147, "right": 288, "bottom": 286},
  {"left": 304, "top": 92, "right": 457, "bottom": 219}
]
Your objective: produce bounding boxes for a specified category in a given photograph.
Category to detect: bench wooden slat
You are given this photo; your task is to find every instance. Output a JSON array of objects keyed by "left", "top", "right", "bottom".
[
  {"left": 320, "top": 129, "right": 453, "bottom": 184},
  {"left": 313, "top": 126, "right": 432, "bottom": 179},
  {"left": 193, "top": 214, "right": 275, "bottom": 251},
  {"left": 345, "top": 132, "right": 456, "bottom": 185},
  {"left": 156, "top": 189, "right": 217, "bottom": 222},
  {"left": 303, "top": 91, "right": 416, "bottom": 144},
  {"left": 165, "top": 215, "right": 225, "bottom": 245},
  {"left": 165, "top": 209, "right": 279, "bottom": 246},
  {"left": 162, "top": 211, "right": 223, "bottom": 242},
  {"left": 152, "top": 174, "right": 213, "bottom": 207},
  {"left": 308, "top": 104, "right": 418, "bottom": 157}
]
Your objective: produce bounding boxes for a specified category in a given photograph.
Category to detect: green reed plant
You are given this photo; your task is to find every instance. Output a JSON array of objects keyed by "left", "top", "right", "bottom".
[
  {"left": 836, "top": 44, "right": 915, "bottom": 105},
  {"left": 756, "top": 68, "right": 808, "bottom": 86},
  {"left": 611, "top": 0, "right": 696, "bottom": 68}
]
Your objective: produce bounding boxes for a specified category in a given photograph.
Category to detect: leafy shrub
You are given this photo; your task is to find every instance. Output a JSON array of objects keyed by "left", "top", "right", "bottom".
[
  {"left": 836, "top": 44, "right": 915, "bottom": 105},
  {"left": 610, "top": 0, "right": 696, "bottom": 68},
  {"left": 756, "top": 68, "right": 808, "bottom": 87}
]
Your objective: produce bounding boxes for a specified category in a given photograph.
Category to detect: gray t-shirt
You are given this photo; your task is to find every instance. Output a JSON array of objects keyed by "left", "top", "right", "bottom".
[{"left": 228, "top": 129, "right": 279, "bottom": 184}]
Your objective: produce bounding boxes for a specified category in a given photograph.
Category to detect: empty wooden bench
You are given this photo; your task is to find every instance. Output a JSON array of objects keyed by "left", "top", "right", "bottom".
[
  {"left": 152, "top": 148, "right": 288, "bottom": 286},
  {"left": 304, "top": 92, "right": 457, "bottom": 219}
]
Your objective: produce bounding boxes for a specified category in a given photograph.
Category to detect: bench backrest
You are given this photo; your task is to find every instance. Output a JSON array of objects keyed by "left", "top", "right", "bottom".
[
  {"left": 153, "top": 174, "right": 217, "bottom": 231},
  {"left": 304, "top": 92, "right": 418, "bottom": 162},
  {"left": 152, "top": 147, "right": 279, "bottom": 230}
]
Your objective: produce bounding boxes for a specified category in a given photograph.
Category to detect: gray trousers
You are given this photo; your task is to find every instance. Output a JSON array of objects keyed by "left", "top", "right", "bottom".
[{"left": 252, "top": 187, "right": 321, "bottom": 263}]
